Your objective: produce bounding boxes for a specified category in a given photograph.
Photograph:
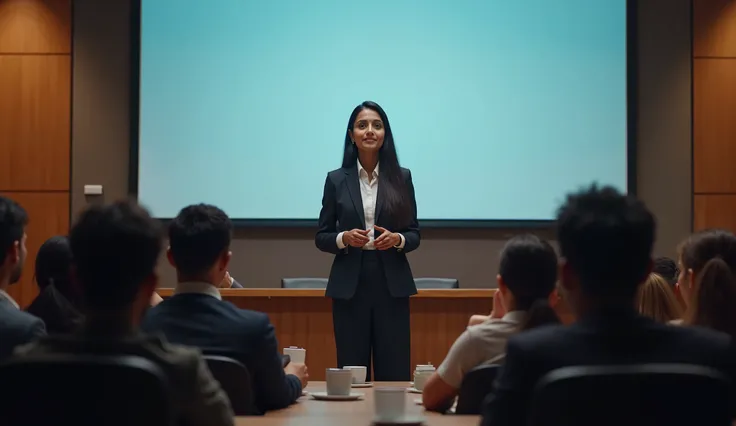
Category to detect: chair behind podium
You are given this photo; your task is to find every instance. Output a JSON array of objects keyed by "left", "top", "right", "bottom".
[
  {"left": 0, "top": 354, "right": 171, "bottom": 426},
  {"left": 415, "top": 278, "right": 459, "bottom": 289},
  {"left": 281, "top": 278, "right": 328, "bottom": 289}
]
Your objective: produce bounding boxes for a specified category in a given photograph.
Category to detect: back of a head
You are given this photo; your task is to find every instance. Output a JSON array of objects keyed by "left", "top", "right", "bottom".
[
  {"left": 0, "top": 196, "right": 28, "bottom": 264},
  {"left": 70, "top": 199, "right": 162, "bottom": 311},
  {"left": 556, "top": 184, "right": 655, "bottom": 303},
  {"left": 35, "top": 235, "right": 73, "bottom": 293},
  {"left": 680, "top": 229, "right": 736, "bottom": 338},
  {"left": 499, "top": 234, "right": 560, "bottom": 330},
  {"left": 636, "top": 273, "right": 682, "bottom": 323},
  {"left": 652, "top": 257, "right": 678, "bottom": 287},
  {"left": 169, "top": 204, "right": 232, "bottom": 278}
]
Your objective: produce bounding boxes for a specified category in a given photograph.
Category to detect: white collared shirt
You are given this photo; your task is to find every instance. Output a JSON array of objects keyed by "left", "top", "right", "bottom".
[
  {"left": 174, "top": 281, "right": 222, "bottom": 300},
  {"left": 0, "top": 289, "right": 19, "bottom": 309},
  {"left": 336, "top": 160, "right": 406, "bottom": 251}
]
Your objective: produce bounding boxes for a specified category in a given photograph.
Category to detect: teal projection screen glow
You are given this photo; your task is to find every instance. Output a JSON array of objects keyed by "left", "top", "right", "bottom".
[{"left": 136, "top": 0, "right": 628, "bottom": 222}]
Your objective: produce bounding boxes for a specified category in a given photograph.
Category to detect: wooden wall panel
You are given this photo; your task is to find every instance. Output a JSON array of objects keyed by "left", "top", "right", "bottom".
[
  {"left": 0, "top": 54, "right": 70, "bottom": 191},
  {"left": 694, "top": 195, "right": 736, "bottom": 231},
  {"left": 0, "top": 0, "right": 71, "bottom": 54},
  {"left": 694, "top": 0, "right": 736, "bottom": 58},
  {"left": 693, "top": 59, "right": 736, "bottom": 193},
  {"left": 0, "top": 0, "right": 71, "bottom": 307},
  {"left": 0, "top": 192, "right": 69, "bottom": 306}
]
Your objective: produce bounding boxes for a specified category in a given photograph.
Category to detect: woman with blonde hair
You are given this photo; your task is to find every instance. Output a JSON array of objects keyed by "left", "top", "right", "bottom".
[{"left": 635, "top": 273, "right": 682, "bottom": 323}]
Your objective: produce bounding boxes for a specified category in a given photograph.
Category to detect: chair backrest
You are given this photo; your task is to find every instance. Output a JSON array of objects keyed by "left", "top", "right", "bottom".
[
  {"left": 528, "top": 363, "right": 732, "bottom": 426},
  {"left": 204, "top": 355, "right": 258, "bottom": 415},
  {"left": 0, "top": 354, "right": 171, "bottom": 426},
  {"left": 454, "top": 364, "right": 501, "bottom": 414},
  {"left": 281, "top": 278, "right": 328, "bottom": 289},
  {"left": 414, "top": 278, "right": 459, "bottom": 289}
]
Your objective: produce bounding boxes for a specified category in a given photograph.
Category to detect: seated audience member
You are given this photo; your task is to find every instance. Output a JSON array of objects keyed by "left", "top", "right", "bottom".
[
  {"left": 423, "top": 234, "right": 559, "bottom": 412},
  {"left": 26, "top": 236, "right": 83, "bottom": 334},
  {"left": 653, "top": 256, "right": 679, "bottom": 286},
  {"left": 0, "top": 197, "right": 46, "bottom": 358},
  {"left": 142, "top": 204, "right": 308, "bottom": 413},
  {"left": 15, "top": 200, "right": 234, "bottom": 426},
  {"left": 481, "top": 185, "right": 736, "bottom": 426},
  {"left": 635, "top": 273, "right": 682, "bottom": 323},
  {"left": 677, "top": 229, "right": 736, "bottom": 339}
]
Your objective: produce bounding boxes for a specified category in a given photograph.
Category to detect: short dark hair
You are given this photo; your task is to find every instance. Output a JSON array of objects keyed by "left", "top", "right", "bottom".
[
  {"left": 652, "top": 257, "right": 678, "bottom": 286},
  {"left": 0, "top": 196, "right": 28, "bottom": 264},
  {"left": 168, "top": 204, "right": 232, "bottom": 277},
  {"left": 70, "top": 199, "right": 162, "bottom": 310},
  {"left": 556, "top": 184, "right": 655, "bottom": 301}
]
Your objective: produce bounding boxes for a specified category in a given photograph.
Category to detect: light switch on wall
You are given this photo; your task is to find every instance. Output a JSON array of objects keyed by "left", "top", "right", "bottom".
[{"left": 84, "top": 185, "right": 103, "bottom": 195}]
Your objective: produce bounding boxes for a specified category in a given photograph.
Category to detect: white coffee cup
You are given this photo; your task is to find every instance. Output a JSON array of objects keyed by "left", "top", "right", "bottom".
[
  {"left": 326, "top": 368, "right": 353, "bottom": 396},
  {"left": 413, "top": 364, "right": 435, "bottom": 391},
  {"left": 283, "top": 346, "right": 306, "bottom": 364},
  {"left": 374, "top": 387, "right": 407, "bottom": 421},
  {"left": 343, "top": 366, "right": 367, "bottom": 384}
]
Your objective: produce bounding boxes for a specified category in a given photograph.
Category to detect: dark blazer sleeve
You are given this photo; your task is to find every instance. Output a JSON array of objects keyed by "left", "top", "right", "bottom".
[
  {"left": 248, "top": 315, "right": 302, "bottom": 411},
  {"left": 398, "top": 169, "right": 420, "bottom": 253},
  {"left": 230, "top": 279, "right": 243, "bottom": 289},
  {"left": 315, "top": 173, "right": 342, "bottom": 255}
]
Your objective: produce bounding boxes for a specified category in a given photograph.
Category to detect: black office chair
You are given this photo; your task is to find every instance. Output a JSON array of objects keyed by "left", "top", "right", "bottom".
[
  {"left": 0, "top": 354, "right": 172, "bottom": 426},
  {"left": 454, "top": 364, "right": 501, "bottom": 414},
  {"left": 281, "top": 278, "right": 328, "bottom": 289},
  {"left": 528, "top": 364, "right": 732, "bottom": 426},
  {"left": 204, "top": 355, "right": 258, "bottom": 415},
  {"left": 414, "top": 278, "right": 459, "bottom": 289}
]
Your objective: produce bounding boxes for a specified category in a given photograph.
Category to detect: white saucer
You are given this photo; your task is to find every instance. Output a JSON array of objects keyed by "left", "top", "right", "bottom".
[
  {"left": 309, "top": 392, "right": 364, "bottom": 401},
  {"left": 352, "top": 382, "right": 373, "bottom": 388},
  {"left": 406, "top": 387, "right": 422, "bottom": 394},
  {"left": 414, "top": 398, "right": 423, "bottom": 405},
  {"left": 372, "top": 415, "right": 425, "bottom": 425},
  {"left": 301, "top": 390, "right": 308, "bottom": 396}
]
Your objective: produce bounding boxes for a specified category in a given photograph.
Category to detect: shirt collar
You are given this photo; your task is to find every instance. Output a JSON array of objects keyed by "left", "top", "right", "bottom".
[
  {"left": 501, "top": 310, "right": 526, "bottom": 323},
  {"left": 174, "top": 281, "right": 222, "bottom": 300},
  {"left": 0, "top": 289, "right": 19, "bottom": 309},
  {"left": 357, "top": 159, "right": 379, "bottom": 178}
]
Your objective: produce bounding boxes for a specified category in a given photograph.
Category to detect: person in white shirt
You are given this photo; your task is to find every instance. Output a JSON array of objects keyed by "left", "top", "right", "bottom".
[
  {"left": 423, "top": 234, "right": 559, "bottom": 412},
  {"left": 315, "top": 101, "right": 420, "bottom": 381}
]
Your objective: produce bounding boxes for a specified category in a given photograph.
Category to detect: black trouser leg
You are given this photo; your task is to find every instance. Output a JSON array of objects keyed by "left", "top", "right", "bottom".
[{"left": 332, "top": 277, "right": 372, "bottom": 380}]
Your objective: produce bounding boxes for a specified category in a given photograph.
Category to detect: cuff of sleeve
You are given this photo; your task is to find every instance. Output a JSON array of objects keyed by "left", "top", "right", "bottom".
[
  {"left": 336, "top": 232, "right": 346, "bottom": 249},
  {"left": 395, "top": 233, "right": 406, "bottom": 249}
]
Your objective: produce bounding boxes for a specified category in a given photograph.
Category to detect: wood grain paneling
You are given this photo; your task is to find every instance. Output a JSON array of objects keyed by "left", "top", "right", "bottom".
[
  {"left": 693, "top": 58, "right": 736, "bottom": 193},
  {"left": 0, "top": 0, "right": 71, "bottom": 54},
  {"left": 0, "top": 191, "right": 69, "bottom": 307},
  {"left": 694, "top": 0, "right": 736, "bottom": 57},
  {"left": 0, "top": 54, "right": 70, "bottom": 191},
  {"left": 694, "top": 195, "right": 736, "bottom": 231}
]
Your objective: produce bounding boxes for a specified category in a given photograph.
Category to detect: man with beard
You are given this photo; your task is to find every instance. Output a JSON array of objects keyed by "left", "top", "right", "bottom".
[{"left": 0, "top": 196, "right": 46, "bottom": 359}]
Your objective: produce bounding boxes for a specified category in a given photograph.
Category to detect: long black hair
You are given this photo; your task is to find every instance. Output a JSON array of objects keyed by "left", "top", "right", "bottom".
[
  {"left": 35, "top": 235, "right": 74, "bottom": 298},
  {"left": 498, "top": 234, "right": 560, "bottom": 331},
  {"left": 342, "top": 101, "right": 412, "bottom": 227}
]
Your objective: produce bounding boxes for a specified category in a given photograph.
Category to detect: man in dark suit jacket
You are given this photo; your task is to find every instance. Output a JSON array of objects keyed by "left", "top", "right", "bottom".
[
  {"left": 16, "top": 200, "right": 233, "bottom": 426},
  {"left": 481, "top": 185, "right": 736, "bottom": 426},
  {"left": 142, "top": 203, "right": 308, "bottom": 414},
  {"left": 0, "top": 196, "right": 46, "bottom": 359}
]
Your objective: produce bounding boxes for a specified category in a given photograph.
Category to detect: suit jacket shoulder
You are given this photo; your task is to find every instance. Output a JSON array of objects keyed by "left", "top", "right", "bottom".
[{"left": 0, "top": 301, "right": 46, "bottom": 358}]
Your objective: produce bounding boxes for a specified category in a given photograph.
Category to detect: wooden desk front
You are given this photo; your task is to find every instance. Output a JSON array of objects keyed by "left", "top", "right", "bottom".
[{"left": 157, "top": 288, "right": 493, "bottom": 380}]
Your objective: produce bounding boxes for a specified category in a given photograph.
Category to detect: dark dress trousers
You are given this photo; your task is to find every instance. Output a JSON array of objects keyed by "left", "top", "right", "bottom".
[{"left": 315, "top": 165, "right": 420, "bottom": 381}]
